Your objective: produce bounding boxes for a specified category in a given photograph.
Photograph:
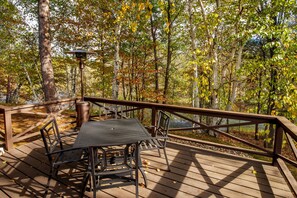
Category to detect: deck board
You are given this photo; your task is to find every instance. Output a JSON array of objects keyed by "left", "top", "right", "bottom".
[{"left": 0, "top": 136, "right": 294, "bottom": 198}]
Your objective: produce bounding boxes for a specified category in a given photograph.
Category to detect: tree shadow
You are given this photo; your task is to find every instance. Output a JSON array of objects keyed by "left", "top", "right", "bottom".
[
  {"left": 0, "top": 145, "right": 87, "bottom": 197},
  {"left": 146, "top": 142, "right": 277, "bottom": 197}
]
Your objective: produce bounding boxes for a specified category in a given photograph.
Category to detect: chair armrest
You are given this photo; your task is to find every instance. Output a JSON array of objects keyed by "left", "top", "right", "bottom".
[
  {"left": 60, "top": 130, "right": 79, "bottom": 138},
  {"left": 145, "top": 125, "right": 156, "bottom": 129},
  {"left": 47, "top": 146, "right": 86, "bottom": 156},
  {"left": 150, "top": 136, "right": 168, "bottom": 140}
]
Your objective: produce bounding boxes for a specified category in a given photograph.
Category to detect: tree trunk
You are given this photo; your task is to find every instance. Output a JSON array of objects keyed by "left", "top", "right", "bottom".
[
  {"left": 100, "top": 34, "right": 106, "bottom": 98},
  {"left": 23, "top": 64, "right": 40, "bottom": 102},
  {"left": 6, "top": 75, "right": 11, "bottom": 103},
  {"left": 38, "top": 0, "right": 58, "bottom": 111},
  {"left": 188, "top": 0, "right": 201, "bottom": 130},
  {"left": 150, "top": 10, "right": 159, "bottom": 102},
  {"left": 226, "top": 45, "right": 244, "bottom": 111},
  {"left": 211, "top": 0, "right": 220, "bottom": 111},
  {"left": 10, "top": 83, "right": 22, "bottom": 103},
  {"left": 198, "top": 0, "right": 220, "bottom": 136},
  {"left": 121, "top": 60, "right": 126, "bottom": 100},
  {"left": 188, "top": 0, "right": 200, "bottom": 109},
  {"left": 112, "top": 23, "right": 121, "bottom": 100},
  {"left": 163, "top": 0, "right": 172, "bottom": 104}
]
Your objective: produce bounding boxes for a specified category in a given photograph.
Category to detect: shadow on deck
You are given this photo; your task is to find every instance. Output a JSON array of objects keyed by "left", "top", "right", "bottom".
[{"left": 0, "top": 136, "right": 294, "bottom": 198}]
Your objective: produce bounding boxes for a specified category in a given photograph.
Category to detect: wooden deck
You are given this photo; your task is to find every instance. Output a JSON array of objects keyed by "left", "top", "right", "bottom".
[{"left": 0, "top": 134, "right": 294, "bottom": 198}]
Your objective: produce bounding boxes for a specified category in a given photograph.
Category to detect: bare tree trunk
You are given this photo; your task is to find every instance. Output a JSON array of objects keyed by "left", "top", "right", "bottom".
[
  {"left": 150, "top": 11, "right": 159, "bottom": 102},
  {"left": 188, "top": 0, "right": 200, "bottom": 110},
  {"left": 70, "top": 66, "right": 77, "bottom": 97},
  {"left": 38, "top": 0, "right": 58, "bottom": 111},
  {"left": 23, "top": 64, "right": 40, "bottom": 102},
  {"left": 100, "top": 34, "right": 107, "bottom": 98},
  {"left": 226, "top": 45, "right": 244, "bottom": 111},
  {"left": 188, "top": 0, "right": 201, "bottom": 129},
  {"left": 10, "top": 83, "right": 22, "bottom": 103},
  {"left": 141, "top": 48, "right": 148, "bottom": 102},
  {"left": 121, "top": 60, "right": 126, "bottom": 100},
  {"left": 6, "top": 75, "right": 11, "bottom": 103},
  {"left": 211, "top": 0, "right": 220, "bottom": 111},
  {"left": 198, "top": 0, "right": 220, "bottom": 136},
  {"left": 112, "top": 23, "right": 121, "bottom": 100},
  {"left": 163, "top": 0, "right": 172, "bottom": 104}
]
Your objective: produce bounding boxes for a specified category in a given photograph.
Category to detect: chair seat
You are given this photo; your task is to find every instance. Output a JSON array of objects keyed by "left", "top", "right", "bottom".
[
  {"left": 87, "top": 145, "right": 136, "bottom": 197},
  {"left": 55, "top": 148, "right": 86, "bottom": 166},
  {"left": 140, "top": 138, "right": 163, "bottom": 150}
]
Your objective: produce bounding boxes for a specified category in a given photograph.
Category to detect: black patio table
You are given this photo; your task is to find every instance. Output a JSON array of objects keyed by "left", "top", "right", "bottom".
[{"left": 73, "top": 118, "right": 152, "bottom": 197}]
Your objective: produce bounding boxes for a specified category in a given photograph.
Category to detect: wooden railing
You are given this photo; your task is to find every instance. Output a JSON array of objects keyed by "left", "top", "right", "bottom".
[
  {"left": 0, "top": 98, "right": 77, "bottom": 150},
  {"left": 84, "top": 97, "right": 297, "bottom": 196},
  {"left": 0, "top": 96, "right": 296, "bottom": 195}
]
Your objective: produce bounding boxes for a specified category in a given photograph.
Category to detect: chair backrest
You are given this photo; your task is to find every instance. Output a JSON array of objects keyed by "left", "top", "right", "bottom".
[
  {"left": 155, "top": 111, "right": 170, "bottom": 138},
  {"left": 40, "top": 118, "right": 63, "bottom": 160}
]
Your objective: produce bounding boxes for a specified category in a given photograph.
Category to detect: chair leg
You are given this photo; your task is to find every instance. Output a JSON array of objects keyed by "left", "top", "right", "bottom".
[
  {"left": 158, "top": 148, "right": 161, "bottom": 157},
  {"left": 139, "top": 167, "right": 148, "bottom": 188},
  {"left": 92, "top": 174, "right": 97, "bottom": 198},
  {"left": 44, "top": 173, "right": 52, "bottom": 197},
  {"left": 163, "top": 148, "right": 171, "bottom": 172},
  {"left": 51, "top": 165, "right": 58, "bottom": 178},
  {"left": 53, "top": 165, "right": 60, "bottom": 177},
  {"left": 80, "top": 173, "right": 90, "bottom": 198},
  {"left": 135, "top": 151, "right": 148, "bottom": 187}
]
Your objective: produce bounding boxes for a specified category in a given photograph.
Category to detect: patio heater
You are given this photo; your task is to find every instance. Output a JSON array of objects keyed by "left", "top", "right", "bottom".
[
  {"left": 66, "top": 49, "right": 93, "bottom": 100},
  {"left": 66, "top": 49, "right": 95, "bottom": 127}
]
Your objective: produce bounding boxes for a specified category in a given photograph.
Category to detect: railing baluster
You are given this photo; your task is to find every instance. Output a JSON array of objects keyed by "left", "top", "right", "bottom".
[
  {"left": 255, "top": 123, "right": 259, "bottom": 140},
  {"left": 4, "top": 111, "right": 13, "bottom": 150},
  {"left": 273, "top": 124, "right": 283, "bottom": 165}
]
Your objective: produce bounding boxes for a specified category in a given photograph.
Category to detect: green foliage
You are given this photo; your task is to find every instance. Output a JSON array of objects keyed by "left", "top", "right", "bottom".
[{"left": 1, "top": 0, "right": 297, "bottom": 123}]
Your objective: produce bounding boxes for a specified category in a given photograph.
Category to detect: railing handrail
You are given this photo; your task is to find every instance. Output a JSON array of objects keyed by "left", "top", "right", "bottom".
[
  {"left": 86, "top": 97, "right": 278, "bottom": 121},
  {"left": 1, "top": 96, "right": 296, "bottom": 195},
  {"left": 85, "top": 96, "right": 297, "bottom": 138},
  {"left": 85, "top": 96, "right": 297, "bottom": 196},
  {"left": 0, "top": 98, "right": 77, "bottom": 113},
  {"left": 0, "top": 98, "right": 78, "bottom": 150}
]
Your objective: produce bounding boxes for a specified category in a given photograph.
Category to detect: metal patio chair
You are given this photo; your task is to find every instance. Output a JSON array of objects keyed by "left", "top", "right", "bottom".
[
  {"left": 87, "top": 144, "right": 136, "bottom": 198},
  {"left": 40, "top": 118, "right": 88, "bottom": 177},
  {"left": 138, "top": 111, "right": 171, "bottom": 187}
]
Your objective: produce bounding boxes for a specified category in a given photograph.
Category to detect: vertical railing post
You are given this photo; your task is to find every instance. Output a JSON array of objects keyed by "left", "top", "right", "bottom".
[
  {"left": 151, "top": 107, "right": 157, "bottom": 136},
  {"left": 4, "top": 110, "right": 13, "bottom": 151},
  {"left": 273, "top": 124, "right": 283, "bottom": 165},
  {"left": 255, "top": 123, "right": 259, "bottom": 140}
]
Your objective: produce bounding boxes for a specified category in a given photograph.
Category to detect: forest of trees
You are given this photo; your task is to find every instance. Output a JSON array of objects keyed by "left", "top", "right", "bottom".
[{"left": 1, "top": 0, "right": 297, "bottom": 121}]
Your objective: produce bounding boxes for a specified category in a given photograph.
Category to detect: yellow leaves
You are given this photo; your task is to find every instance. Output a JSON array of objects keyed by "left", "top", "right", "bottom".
[
  {"left": 86, "top": 32, "right": 93, "bottom": 37},
  {"left": 147, "top": 2, "right": 153, "bottom": 10},
  {"left": 164, "top": 22, "right": 171, "bottom": 33},
  {"left": 103, "top": 12, "right": 112, "bottom": 19},
  {"left": 121, "top": 3, "right": 130, "bottom": 13},
  {"left": 142, "top": 159, "right": 149, "bottom": 166},
  {"left": 271, "top": 110, "right": 276, "bottom": 116},
  {"left": 201, "top": 77, "right": 208, "bottom": 86},
  {"left": 138, "top": 3, "right": 145, "bottom": 11},
  {"left": 130, "top": 22, "right": 138, "bottom": 33}
]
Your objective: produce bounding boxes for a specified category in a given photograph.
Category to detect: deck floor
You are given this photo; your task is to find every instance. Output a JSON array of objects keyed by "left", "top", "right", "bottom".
[{"left": 0, "top": 134, "right": 294, "bottom": 198}]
